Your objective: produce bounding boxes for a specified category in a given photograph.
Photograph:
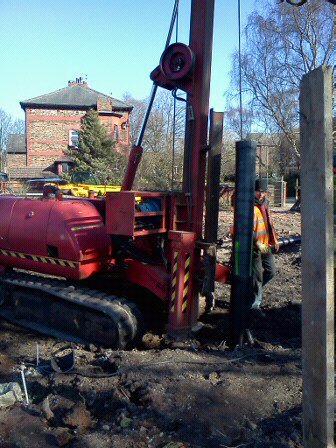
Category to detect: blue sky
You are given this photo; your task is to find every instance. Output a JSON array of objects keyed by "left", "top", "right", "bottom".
[{"left": 0, "top": 0, "right": 257, "bottom": 120}]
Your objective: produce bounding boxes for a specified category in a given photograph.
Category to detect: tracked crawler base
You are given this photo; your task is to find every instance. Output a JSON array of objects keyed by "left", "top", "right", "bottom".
[{"left": 0, "top": 272, "right": 144, "bottom": 349}]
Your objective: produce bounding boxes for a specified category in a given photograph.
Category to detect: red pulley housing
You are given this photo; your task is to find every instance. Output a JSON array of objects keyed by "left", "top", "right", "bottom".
[
  {"left": 150, "top": 43, "right": 195, "bottom": 93},
  {"left": 0, "top": 196, "right": 112, "bottom": 280},
  {"left": 159, "top": 43, "right": 194, "bottom": 81}
]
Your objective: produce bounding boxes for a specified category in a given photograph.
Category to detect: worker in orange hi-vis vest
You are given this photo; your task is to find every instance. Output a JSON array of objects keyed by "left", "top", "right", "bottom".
[{"left": 251, "top": 178, "right": 279, "bottom": 318}]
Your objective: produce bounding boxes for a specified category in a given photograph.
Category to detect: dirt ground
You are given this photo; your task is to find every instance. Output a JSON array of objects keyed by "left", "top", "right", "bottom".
[{"left": 0, "top": 204, "right": 303, "bottom": 448}]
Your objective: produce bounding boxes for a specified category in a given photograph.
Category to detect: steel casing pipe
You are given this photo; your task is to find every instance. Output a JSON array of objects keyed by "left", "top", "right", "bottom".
[{"left": 230, "top": 140, "right": 257, "bottom": 348}]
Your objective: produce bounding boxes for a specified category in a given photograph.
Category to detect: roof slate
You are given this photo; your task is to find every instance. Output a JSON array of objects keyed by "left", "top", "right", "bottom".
[
  {"left": 7, "top": 134, "right": 26, "bottom": 153},
  {"left": 8, "top": 167, "right": 56, "bottom": 179},
  {"left": 20, "top": 84, "right": 132, "bottom": 111}
]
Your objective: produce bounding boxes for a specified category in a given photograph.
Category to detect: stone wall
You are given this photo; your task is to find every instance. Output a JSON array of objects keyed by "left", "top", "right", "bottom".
[{"left": 7, "top": 154, "right": 26, "bottom": 170}]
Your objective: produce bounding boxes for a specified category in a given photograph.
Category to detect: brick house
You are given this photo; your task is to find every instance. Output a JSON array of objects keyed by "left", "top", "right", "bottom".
[
  {"left": 6, "top": 133, "right": 57, "bottom": 191},
  {"left": 8, "top": 78, "right": 133, "bottom": 178},
  {"left": 6, "top": 134, "right": 26, "bottom": 174}
]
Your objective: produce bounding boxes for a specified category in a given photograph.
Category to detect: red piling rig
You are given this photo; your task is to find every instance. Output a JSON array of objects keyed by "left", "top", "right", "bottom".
[{"left": 152, "top": 0, "right": 216, "bottom": 334}]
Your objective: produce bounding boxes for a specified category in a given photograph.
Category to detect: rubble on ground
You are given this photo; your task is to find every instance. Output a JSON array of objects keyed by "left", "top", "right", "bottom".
[{"left": 0, "top": 206, "right": 303, "bottom": 447}]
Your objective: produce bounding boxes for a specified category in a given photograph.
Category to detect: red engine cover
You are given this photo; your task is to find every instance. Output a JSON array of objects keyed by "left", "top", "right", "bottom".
[{"left": 0, "top": 196, "right": 112, "bottom": 280}]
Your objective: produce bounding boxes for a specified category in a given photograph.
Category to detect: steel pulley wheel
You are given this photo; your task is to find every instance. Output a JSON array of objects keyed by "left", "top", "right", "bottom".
[{"left": 160, "top": 43, "right": 194, "bottom": 81}]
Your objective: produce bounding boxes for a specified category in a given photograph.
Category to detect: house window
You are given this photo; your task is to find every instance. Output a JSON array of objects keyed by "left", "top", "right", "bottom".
[
  {"left": 61, "top": 163, "right": 71, "bottom": 173},
  {"left": 120, "top": 121, "right": 128, "bottom": 141},
  {"left": 55, "top": 162, "right": 72, "bottom": 175},
  {"left": 68, "top": 129, "right": 79, "bottom": 148},
  {"left": 113, "top": 124, "right": 119, "bottom": 142}
]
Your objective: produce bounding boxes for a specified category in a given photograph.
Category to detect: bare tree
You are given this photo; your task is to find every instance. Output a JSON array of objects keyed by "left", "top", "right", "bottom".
[
  {"left": 224, "top": 106, "right": 254, "bottom": 139},
  {"left": 220, "top": 130, "right": 236, "bottom": 181},
  {"left": 122, "top": 92, "right": 147, "bottom": 145},
  {"left": 11, "top": 118, "right": 25, "bottom": 135},
  {"left": 142, "top": 90, "right": 185, "bottom": 154},
  {"left": 143, "top": 91, "right": 185, "bottom": 188},
  {"left": 0, "top": 109, "right": 13, "bottom": 153},
  {"left": 124, "top": 90, "right": 186, "bottom": 189},
  {"left": 123, "top": 90, "right": 185, "bottom": 152},
  {"left": 227, "top": 0, "right": 334, "bottom": 164},
  {"left": 139, "top": 149, "right": 184, "bottom": 190},
  {"left": 0, "top": 109, "right": 25, "bottom": 171}
]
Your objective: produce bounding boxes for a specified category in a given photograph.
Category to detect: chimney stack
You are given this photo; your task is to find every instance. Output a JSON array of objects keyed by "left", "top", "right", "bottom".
[{"left": 68, "top": 78, "right": 88, "bottom": 87}]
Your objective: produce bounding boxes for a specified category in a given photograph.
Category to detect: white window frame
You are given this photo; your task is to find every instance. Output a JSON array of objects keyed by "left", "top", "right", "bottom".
[
  {"left": 68, "top": 129, "right": 80, "bottom": 148},
  {"left": 113, "top": 124, "right": 119, "bottom": 142}
]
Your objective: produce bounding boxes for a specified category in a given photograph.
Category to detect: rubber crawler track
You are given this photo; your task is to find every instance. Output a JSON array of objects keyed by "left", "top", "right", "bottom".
[{"left": 0, "top": 271, "right": 144, "bottom": 349}]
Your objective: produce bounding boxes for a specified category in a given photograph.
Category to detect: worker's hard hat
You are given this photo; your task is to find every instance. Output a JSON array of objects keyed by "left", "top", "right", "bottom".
[{"left": 255, "top": 179, "right": 268, "bottom": 192}]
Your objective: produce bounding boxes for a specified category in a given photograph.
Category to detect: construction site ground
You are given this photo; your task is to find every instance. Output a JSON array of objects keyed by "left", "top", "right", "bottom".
[{"left": 0, "top": 204, "right": 303, "bottom": 448}]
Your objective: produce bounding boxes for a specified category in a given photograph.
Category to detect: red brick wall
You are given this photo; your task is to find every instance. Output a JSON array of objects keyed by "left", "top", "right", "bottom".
[
  {"left": 25, "top": 107, "right": 131, "bottom": 171},
  {"left": 99, "top": 113, "right": 130, "bottom": 154},
  {"left": 97, "top": 97, "right": 113, "bottom": 112},
  {"left": 26, "top": 108, "right": 83, "bottom": 168}
]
